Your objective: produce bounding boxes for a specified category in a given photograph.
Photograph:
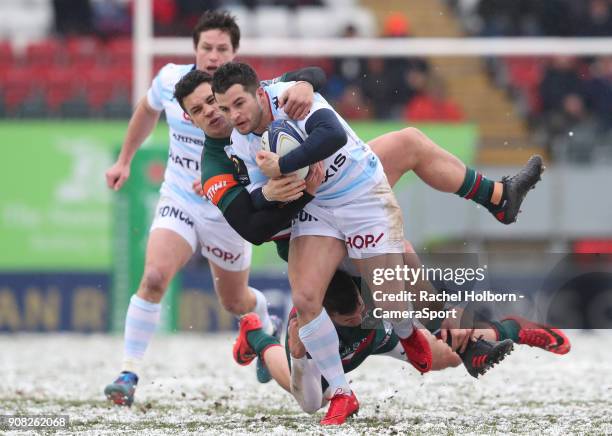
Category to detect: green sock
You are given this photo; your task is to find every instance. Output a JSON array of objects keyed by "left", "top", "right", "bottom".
[
  {"left": 490, "top": 320, "right": 521, "bottom": 342},
  {"left": 247, "top": 329, "right": 280, "bottom": 356},
  {"left": 455, "top": 167, "right": 497, "bottom": 209}
]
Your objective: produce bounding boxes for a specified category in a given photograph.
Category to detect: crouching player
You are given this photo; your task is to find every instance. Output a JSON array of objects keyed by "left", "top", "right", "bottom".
[{"left": 233, "top": 268, "right": 570, "bottom": 416}]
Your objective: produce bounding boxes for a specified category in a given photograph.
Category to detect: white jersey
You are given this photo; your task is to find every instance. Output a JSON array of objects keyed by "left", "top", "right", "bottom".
[
  {"left": 147, "top": 63, "right": 222, "bottom": 218},
  {"left": 229, "top": 81, "right": 384, "bottom": 207}
]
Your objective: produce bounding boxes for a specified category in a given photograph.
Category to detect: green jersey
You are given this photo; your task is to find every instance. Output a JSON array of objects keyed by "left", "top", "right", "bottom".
[{"left": 200, "top": 136, "right": 248, "bottom": 213}]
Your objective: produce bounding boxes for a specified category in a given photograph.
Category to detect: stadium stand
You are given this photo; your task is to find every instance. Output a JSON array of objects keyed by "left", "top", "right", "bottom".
[{"left": 1, "top": 0, "right": 611, "bottom": 163}]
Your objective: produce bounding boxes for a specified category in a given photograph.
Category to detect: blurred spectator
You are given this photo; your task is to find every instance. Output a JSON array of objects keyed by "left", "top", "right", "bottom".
[
  {"left": 176, "top": 1, "right": 220, "bottom": 31},
  {"left": 383, "top": 12, "right": 410, "bottom": 38},
  {"left": 403, "top": 75, "right": 465, "bottom": 122},
  {"left": 583, "top": 57, "right": 612, "bottom": 128},
  {"left": 152, "top": 0, "right": 178, "bottom": 35},
  {"left": 336, "top": 85, "right": 371, "bottom": 120},
  {"left": 91, "top": 0, "right": 131, "bottom": 38},
  {"left": 539, "top": 56, "right": 584, "bottom": 114},
  {"left": 361, "top": 58, "right": 389, "bottom": 118},
  {"left": 543, "top": 93, "right": 602, "bottom": 162},
  {"left": 534, "top": 0, "right": 575, "bottom": 36},
  {"left": 53, "top": 0, "right": 93, "bottom": 36},
  {"left": 579, "top": 0, "right": 612, "bottom": 37}
]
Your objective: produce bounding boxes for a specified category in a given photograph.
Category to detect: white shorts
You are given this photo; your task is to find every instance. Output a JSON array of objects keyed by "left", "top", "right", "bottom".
[
  {"left": 290, "top": 178, "right": 405, "bottom": 258},
  {"left": 150, "top": 196, "right": 252, "bottom": 271}
]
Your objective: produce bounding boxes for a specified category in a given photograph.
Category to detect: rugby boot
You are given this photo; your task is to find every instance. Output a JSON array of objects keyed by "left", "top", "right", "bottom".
[
  {"left": 256, "top": 314, "right": 283, "bottom": 383},
  {"left": 320, "top": 390, "right": 359, "bottom": 425},
  {"left": 399, "top": 328, "right": 433, "bottom": 374},
  {"left": 104, "top": 371, "right": 138, "bottom": 407},
  {"left": 460, "top": 337, "right": 514, "bottom": 378},
  {"left": 233, "top": 313, "right": 260, "bottom": 366},
  {"left": 489, "top": 154, "right": 544, "bottom": 224},
  {"left": 503, "top": 316, "right": 571, "bottom": 355}
]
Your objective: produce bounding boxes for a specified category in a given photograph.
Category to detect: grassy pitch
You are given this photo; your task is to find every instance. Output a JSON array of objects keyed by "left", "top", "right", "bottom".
[{"left": 1, "top": 331, "right": 611, "bottom": 435}]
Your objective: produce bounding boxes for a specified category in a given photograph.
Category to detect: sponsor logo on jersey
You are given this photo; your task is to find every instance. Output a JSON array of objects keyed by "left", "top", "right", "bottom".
[
  {"left": 159, "top": 206, "right": 194, "bottom": 227},
  {"left": 203, "top": 174, "right": 238, "bottom": 206},
  {"left": 172, "top": 133, "right": 205, "bottom": 147},
  {"left": 293, "top": 210, "right": 319, "bottom": 224},
  {"left": 346, "top": 232, "right": 385, "bottom": 249},
  {"left": 202, "top": 243, "right": 242, "bottom": 264},
  {"left": 323, "top": 152, "right": 347, "bottom": 183},
  {"left": 168, "top": 149, "right": 200, "bottom": 171}
]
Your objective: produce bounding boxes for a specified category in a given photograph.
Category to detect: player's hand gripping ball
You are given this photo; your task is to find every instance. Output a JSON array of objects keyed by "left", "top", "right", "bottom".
[{"left": 261, "top": 119, "right": 309, "bottom": 179}]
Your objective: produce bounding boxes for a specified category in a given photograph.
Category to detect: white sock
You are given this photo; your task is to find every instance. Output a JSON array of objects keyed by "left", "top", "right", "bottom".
[
  {"left": 122, "top": 294, "right": 161, "bottom": 374},
  {"left": 298, "top": 309, "right": 350, "bottom": 396},
  {"left": 392, "top": 318, "right": 415, "bottom": 339},
  {"left": 250, "top": 287, "right": 273, "bottom": 334}
]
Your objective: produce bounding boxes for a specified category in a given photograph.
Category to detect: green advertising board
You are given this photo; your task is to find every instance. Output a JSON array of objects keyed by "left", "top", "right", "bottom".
[
  {"left": 111, "top": 148, "right": 180, "bottom": 332},
  {"left": 0, "top": 120, "right": 476, "bottom": 272}
]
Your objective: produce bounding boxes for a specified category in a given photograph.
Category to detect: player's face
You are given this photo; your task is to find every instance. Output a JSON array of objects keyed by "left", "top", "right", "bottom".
[
  {"left": 183, "top": 82, "right": 232, "bottom": 138},
  {"left": 195, "top": 29, "right": 236, "bottom": 74},
  {"left": 329, "top": 294, "right": 366, "bottom": 327},
  {"left": 215, "top": 84, "right": 264, "bottom": 134}
]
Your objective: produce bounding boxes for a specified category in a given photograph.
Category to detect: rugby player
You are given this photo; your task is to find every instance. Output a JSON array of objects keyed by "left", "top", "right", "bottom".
[
  {"left": 174, "top": 67, "right": 544, "bottom": 424},
  {"left": 104, "top": 11, "right": 328, "bottom": 406},
  {"left": 208, "top": 62, "right": 544, "bottom": 424},
  {"left": 232, "top": 268, "right": 569, "bottom": 416}
]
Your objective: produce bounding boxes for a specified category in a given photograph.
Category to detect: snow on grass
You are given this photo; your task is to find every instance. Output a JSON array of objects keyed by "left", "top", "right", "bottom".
[{"left": 0, "top": 331, "right": 611, "bottom": 435}]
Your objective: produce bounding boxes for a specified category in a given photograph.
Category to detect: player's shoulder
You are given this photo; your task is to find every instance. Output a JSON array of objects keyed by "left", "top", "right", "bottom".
[
  {"left": 155, "top": 63, "right": 195, "bottom": 85},
  {"left": 263, "top": 80, "right": 294, "bottom": 99}
]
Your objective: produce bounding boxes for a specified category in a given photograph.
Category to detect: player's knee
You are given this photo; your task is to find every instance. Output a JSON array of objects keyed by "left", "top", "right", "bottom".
[
  {"left": 140, "top": 267, "right": 170, "bottom": 302},
  {"left": 292, "top": 290, "right": 320, "bottom": 316},
  {"left": 399, "top": 126, "right": 424, "bottom": 142},
  {"left": 439, "top": 350, "right": 462, "bottom": 369},
  {"left": 299, "top": 400, "right": 321, "bottom": 414},
  {"left": 218, "top": 295, "right": 246, "bottom": 316}
]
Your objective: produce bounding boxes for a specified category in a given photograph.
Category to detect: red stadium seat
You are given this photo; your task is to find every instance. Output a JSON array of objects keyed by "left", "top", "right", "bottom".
[
  {"left": 26, "top": 38, "right": 63, "bottom": 67},
  {"left": 0, "top": 41, "right": 13, "bottom": 66},
  {"left": 85, "top": 68, "right": 116, "bottom": 111},
  {"left": 106, "top": 37, "right": 132, "bottom": 67},
  {"left": 44, "top": 67, "right": 80, "bottom": 112},
  {"left": 66, "top": 36, "right": 102, "bottom": 68},
  {"left": 3, "top": 67, "right": 37, "bottom": 112}
]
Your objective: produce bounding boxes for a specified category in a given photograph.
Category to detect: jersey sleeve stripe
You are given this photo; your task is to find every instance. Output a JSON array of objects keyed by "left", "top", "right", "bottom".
[{"left": 203, "top": 174, "right": 239, "bottom": 206}]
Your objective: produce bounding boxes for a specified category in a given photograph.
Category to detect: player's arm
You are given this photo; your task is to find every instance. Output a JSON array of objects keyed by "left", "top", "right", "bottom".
[
  {"left": 257, "top": 108, "right": 347, "bottom": 177},
  {"left": 107, "top": 63, "right": 172, "bottom": 191},
  {"left": 279, "top": 67, "right": 327, "bottom": 92},
  {"left": 202, "top": 155, "right": 324, "bottom": 244},
  {"left": 105, "top": 97, "right": 161, "bottom": 190},
  {"left": 276, "top": 67, "right": 327, "bottom": 120},
  {"left": 222, "top": 189, "right": 313, "bottom": 245}
]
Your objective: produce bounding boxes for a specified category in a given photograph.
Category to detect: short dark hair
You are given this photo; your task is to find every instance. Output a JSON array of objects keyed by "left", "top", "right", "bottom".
[
  {"left": 173, "top": 69, "right": 213, "bottom": 113},
  {"left": 323, "top": 270, "right": 360, "bottom": 316},
  {"left": 192, "top": 10, "right": 240, "bottom": 51},
  {"left": 211, "top": 62, "right": 259, "bottom": 95}
]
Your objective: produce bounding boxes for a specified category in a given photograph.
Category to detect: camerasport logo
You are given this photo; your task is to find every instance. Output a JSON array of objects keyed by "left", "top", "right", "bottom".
[
  {"left": 202, "top": 244, "right": 242, "bottom": 264},
  {"left": 346, "top": 233, "right": 384, "bottom": 249}
]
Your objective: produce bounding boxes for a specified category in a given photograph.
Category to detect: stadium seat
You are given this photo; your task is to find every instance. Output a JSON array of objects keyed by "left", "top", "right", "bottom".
[
  {"left": 254, "top": 7, "right": 292, "bottom": 38},
  {"left": 44, "top": 67, "right": 80, "bottom": 113},
  {"left": 3, "top": 66, "right": 37, "bottom": 114},
  {"left": 106, "top": 37, "right": 132, "bottom": 67},
  {"left": 26, "top": 38, "right": 63, "bottom": 67},
  {"left": 295, "top": 7, "right": 344, "bottom": 38},
  {"left": 85, "top": 69, "right": 116, "bottom": 113},
  {"left": 347, "top": 7, "right": 377, "bottom": 37},
  {"left": 0, "top": 40, "right": 13, "bottom": 65},
  {"left": 225, "top": 6, "right": 255, "bottom": 38},
  {"left": 66, "top": 37, "right": 102, "bottom": 68}
]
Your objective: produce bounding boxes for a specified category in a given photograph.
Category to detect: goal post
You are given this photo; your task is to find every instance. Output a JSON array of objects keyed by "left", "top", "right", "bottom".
[{"left": 133, "top": 0, "right": 612, "bottom": 106}]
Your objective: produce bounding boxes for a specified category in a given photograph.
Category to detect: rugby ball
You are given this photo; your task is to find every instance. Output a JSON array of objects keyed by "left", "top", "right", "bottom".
[{"left": 261, "top": 119, "right": 309, "bottom": 179}]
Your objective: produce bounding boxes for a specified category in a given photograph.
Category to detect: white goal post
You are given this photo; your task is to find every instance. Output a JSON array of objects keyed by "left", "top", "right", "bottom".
[{"left": 133, "top": 0, "right": 612, "bottom": 107}]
